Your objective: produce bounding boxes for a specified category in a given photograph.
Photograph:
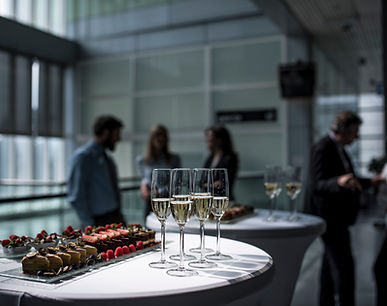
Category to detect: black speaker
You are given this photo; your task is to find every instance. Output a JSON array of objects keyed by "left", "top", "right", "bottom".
[{"left": 279, "top": 61, "right": 315, "bottom": 98}]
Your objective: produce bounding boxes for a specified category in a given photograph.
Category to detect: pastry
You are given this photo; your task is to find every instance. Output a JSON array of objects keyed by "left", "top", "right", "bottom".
[{"left": 21, "top": 252, "right": 50, "bottom": 275}]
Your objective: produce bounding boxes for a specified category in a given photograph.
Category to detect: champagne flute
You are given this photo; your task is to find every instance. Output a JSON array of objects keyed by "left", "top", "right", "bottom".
[
  {"left": 188, "top": 169, "right": 217, "bottom": 269},
  {"left": 264, "top": 165, "right": 281, "bottom": 222},
  {"left": 206, "top": 168, "right": 232, "bottom": 261},
  {"left": 285, "top": 166, "right": 302, "bottom": 221},
  {"left": 149, "top": 169, "right": 177, "bottom": 269},
  {"left": 167, "top": 168, "right": 198, "bottom": 277}
]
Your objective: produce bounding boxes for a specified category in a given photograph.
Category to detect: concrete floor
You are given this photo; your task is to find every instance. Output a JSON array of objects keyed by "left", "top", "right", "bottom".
[{"left": 292, "top": 200, "right": 386, "bottom": 306}]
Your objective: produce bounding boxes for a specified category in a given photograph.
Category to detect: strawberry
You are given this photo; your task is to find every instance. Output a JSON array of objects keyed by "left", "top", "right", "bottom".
[
  {"left": 106, "top": 229, "right": 121, "bottom": 238},
  {"left": 116, "top": 228, "right": 129, "bottom": 236},
  {"left": 21, "top": 236, "right": 27, "bottom": 240},
  {"left": 93, "top": 233, "right": 108, "bottom": 241},
  {"left": 36, "top": 233, "right": 44, "bottom": 240},
  {"left": 95, "top": 226, "right": 105, "bottom": 232},
  {"left": 117, "top": 222, "right": 124, "bottom": 228},
  {"left": 136, "top": 241, "right": 144, "bottom": 250},
  {"left": 85, "top": 226, "right": 93, "bottom": 234},
  {"left": 1, "top": 239, "right": 10, "bottom": 247},
  {"left": 66, "top": 225, "right": 74, "bottom": 232},
  {"left": 15, "top": 238, "right": 21, "bottom": 244},
  {"left": 99, "top": 231, "right": 115, "bottom": 239},
  {"left": 106, "top": 249, "right": 114, "bottom": 260},
  {"left": 9, "top": 235, "right": 18, "bottom": 241},
  {"left": 122, "top": 246, "right": 130, "bottom": 254},
  {"left": 129, "top": 244, "right": 136, "bottom": 252},
  {"left": 41, "top": 230, "right": 48, "bottom": 236},
  {"left": 100, "top": 252, "right": 107, "bottom": 261},
  {"left": 114, "top": 247, "right": 123, "bottom": 258},
  {"left": 82, "top": 235, "right": 99, "bottom": 244},
  {"left": 105, "top": 224, "right": 111, "bottom": 229}
]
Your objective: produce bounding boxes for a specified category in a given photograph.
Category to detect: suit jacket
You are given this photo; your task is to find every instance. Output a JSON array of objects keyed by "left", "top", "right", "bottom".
[
  {"left": 304, "top": 135, "right": 370, "bottom": 231},
  {"left": 204, "top": 152, "right": 238, "bottom": 201}
]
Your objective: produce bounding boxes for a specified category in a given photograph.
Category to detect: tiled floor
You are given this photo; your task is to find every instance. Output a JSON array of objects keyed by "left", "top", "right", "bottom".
[{"left": 292, "top": 198, "right": 386, "bottom": 306}]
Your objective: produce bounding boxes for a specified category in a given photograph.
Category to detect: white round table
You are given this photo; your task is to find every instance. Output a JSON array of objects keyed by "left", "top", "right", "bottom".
[
  {"left": 0, "top": 234, "right": 273, "bottom": 306},
  {"left": 147, "top": 209, "right": 326, "bottom": 306}
]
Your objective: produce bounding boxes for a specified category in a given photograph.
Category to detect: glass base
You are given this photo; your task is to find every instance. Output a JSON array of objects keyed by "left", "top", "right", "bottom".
[
  {"left": 188, "top": 259, "right": 217, "bottom": 269},
  {"left": 206, "top": 252, "right": 232, "bottom": 261},
  {"left": 170, "top": 253, "right": 196, "bottom": 261},
  {"left": 167, "top": 267, "right": 198, "bottom": 277},
  {"left": 189, "top": 247, "right": 214, "bottom": 254},
  {"left": 149, "top": 260, "right": 177, "bottom": 269}
]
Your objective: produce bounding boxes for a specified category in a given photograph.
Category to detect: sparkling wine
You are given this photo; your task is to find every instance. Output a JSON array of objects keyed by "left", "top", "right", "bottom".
[
  {"left": 211, "top": 196, "right": 229, "bottom": 217},
  {"left": 174, "top": 194, "right": 194, "bottom": 217},
  {"left": 192, "top": 193, "right": 213, "bottom": 221},
  {"left": 170, "top": 200, "right": 192, "bottom": 225},
  {"left": 286, "top": 182, "right": 302, "bottom": 200},
  {"left": 264, "top": 182, "right": 279, "bottom": 199},
  {"left": 151, "top": 198, "right": 171, "bottom": 221}
]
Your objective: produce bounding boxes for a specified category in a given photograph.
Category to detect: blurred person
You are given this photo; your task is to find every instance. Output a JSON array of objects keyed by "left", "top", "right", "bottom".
[
  {"left": 136, "top": 124, "right": 181, "bottom": 217},
  {"left": 304, "top": 111, "right": 383, "bottom": 306},
  {"left": 204, "top": 124, "right": 239, "bottom": 201},
  {"left": 68, "top": 115, "right": 126, "bottom": 227}
]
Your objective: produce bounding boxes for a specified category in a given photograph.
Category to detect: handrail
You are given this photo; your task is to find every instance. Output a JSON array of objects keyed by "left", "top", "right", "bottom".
[{"left": 0, "top": 185, "right": 141, "bottom": 204}]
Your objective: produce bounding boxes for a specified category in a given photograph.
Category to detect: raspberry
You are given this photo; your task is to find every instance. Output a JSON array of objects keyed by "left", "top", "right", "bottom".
[
  {"left": 129, "top": 244, "right": 136, "bottom": 253},
  {"left": 100, "top": 252, "right": 107, "bottom": 261},
  {"left": 106, "top": 249, "right": 114, "bottom": 260},
  {"left": 114, "top": 247, "right": 123, "bottom": 258},
  {"left": 136, "top": 241, "right": 144, "bottom": 250},
  {"left": 122, "top": 246, "right": 130, "bottom": 254}
]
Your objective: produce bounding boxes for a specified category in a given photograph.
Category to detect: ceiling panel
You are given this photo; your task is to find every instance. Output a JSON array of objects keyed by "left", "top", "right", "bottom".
[{"left": 284, "top": 0, "right": 382, "bottom": 93}]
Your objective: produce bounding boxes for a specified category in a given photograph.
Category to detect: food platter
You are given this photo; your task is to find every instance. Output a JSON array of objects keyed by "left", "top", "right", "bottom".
[{"left": 0, "top": 243, "right": 160, "bottom": 284}]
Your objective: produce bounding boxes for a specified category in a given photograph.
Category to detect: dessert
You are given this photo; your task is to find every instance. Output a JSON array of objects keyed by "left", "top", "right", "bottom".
[
  {"left": 1, "top": 235, "right": 32, "bottom": 255},
  {"left": 31, "top": 230, "right": 59, "bottom": 250},
  {"left": 21, "top": 252, "right": 50, "bottom": 275},
  {"left": 47, "top": 247, "right": 71, "bottom": 266}
]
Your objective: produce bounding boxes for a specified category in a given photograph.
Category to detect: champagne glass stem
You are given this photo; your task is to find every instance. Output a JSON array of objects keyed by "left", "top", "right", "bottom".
[
  {"left": 216, "top": 217, "right": 221, "bottom": 255},
  {"left": 179, "top": 225, "right": 184, "bottom": 270},
  {"left": 268, "top": 198, "right": 274, "bottom": 220},
  {"left": 200, "top": 221, "right": 205, "bottom": 261},
  {"left": 161, "top": 221, "right": 166, "bottom": 262}
]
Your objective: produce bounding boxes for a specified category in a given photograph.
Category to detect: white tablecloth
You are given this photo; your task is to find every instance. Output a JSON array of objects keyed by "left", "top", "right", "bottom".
[
  {"left": 147, "top": 209, "right": 326, "bottom": 306},
  {"left": 0, "top": 234, "right": 273, "bottom": 306}
]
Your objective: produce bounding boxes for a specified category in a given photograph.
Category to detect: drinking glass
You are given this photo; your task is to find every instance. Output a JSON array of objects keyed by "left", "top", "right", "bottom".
[
  {"left": 206, "top": 168, "right": 232, "bottom": 261},
  {"left": 167, "top": 168, "right": 198, "bottom": 277},
  {"left": 189, "top": 169, "right": 217, "bottom": 269},
  {"left": 149, "top": 169, "right": 177, "bottom": 269},
  {"left": 264, "top": 165, "right": 282, "bottom": 222},
  {"left": 285, "top": 166, "right": 302, "bottom": 221}
]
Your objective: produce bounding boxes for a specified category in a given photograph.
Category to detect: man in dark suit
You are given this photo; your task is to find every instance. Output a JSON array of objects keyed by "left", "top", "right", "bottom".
[{"left": 305, "top": 111, "right": 381, "bottom": 306}]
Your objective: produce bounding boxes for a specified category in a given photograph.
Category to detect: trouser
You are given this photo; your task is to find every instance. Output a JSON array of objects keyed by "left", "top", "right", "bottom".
[
  {"left": 374, "top": 232, "right": 387, "bottom": 306},
  {"left": 320, "top": 229, "right": 355, "bottom": 306},
  {"left": 93, "top": 209, "right": 126, "bottom": 227}
]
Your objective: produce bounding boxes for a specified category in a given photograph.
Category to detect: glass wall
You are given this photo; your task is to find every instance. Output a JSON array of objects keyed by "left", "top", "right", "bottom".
[{"left": 77, "top": 36, "right": 285, "bottom": 180}]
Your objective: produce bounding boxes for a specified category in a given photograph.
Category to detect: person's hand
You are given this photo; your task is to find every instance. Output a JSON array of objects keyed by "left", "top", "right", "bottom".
[
  {"left": 140, "top": 183, "right": 151, "bottom": 201},
  {"left": 337, "top": 173, "right": 362, "bottom": 191},
  {"left": 371, "top": 174, "right": 387, "bottom": 185}
]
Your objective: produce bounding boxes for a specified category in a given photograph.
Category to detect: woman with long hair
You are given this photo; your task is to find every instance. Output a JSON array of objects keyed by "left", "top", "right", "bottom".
[
  {"left": 136, "top": 124, "right": 181, "bottom": 216},
  {"left": 204, "top": 124, "right": 239, "bottom": 201}
]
